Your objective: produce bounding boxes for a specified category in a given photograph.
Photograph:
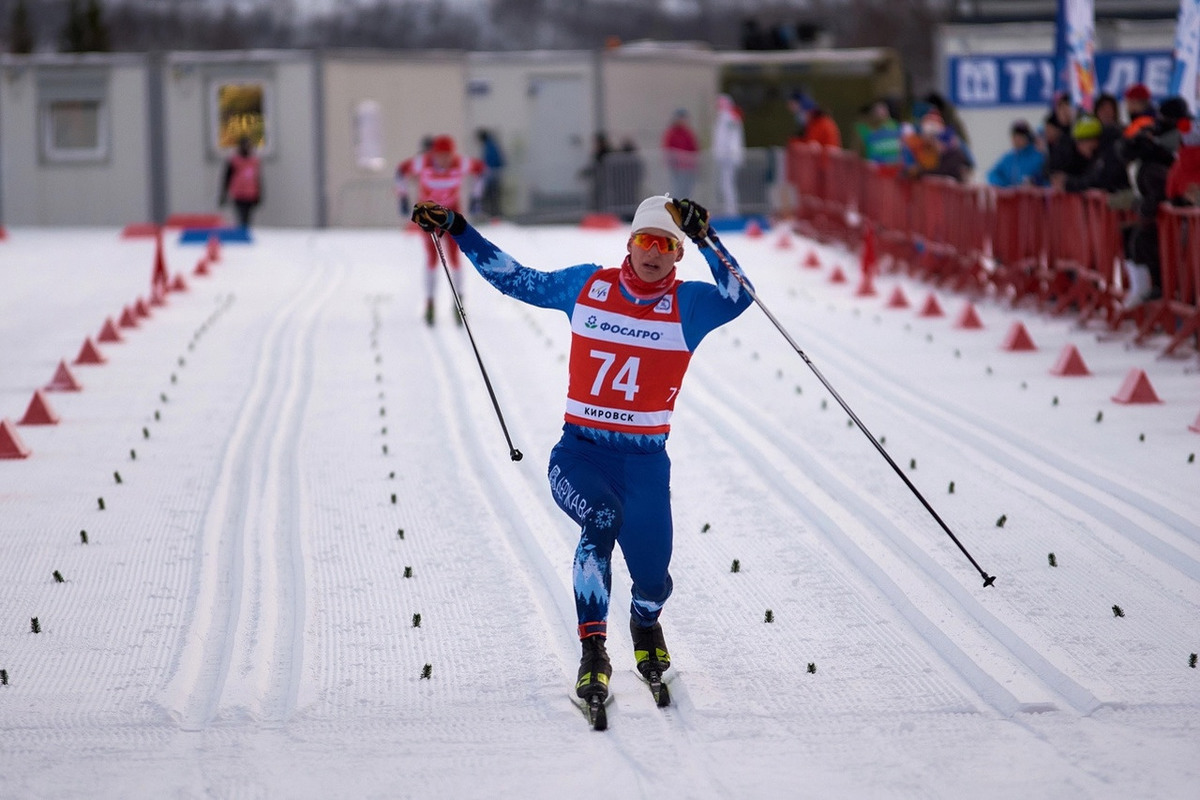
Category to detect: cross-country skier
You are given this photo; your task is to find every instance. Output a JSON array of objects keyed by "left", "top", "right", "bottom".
[
  {"left": 397, "top": 134, "right": 484, "bottom": 325},
  {"left": 411, "top": 195, "right": 753, "bottom": 709}
]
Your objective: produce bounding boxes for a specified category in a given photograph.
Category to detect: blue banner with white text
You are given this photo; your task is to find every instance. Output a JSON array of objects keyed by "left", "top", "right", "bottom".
[{"left": 947, "top": 51, "right": 1175, "bottom": 108}]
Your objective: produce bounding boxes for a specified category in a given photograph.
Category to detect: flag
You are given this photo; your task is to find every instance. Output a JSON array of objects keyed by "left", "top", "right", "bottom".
[
  {"left": 1170, "top": 0, "right": 1200, "bottom": 114},
  {"left": 1054, "top": 0, "right": 1098, "bottom": 111}
]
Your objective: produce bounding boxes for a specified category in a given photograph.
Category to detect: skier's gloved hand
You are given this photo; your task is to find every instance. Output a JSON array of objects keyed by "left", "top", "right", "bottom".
[
  {"left": 412, "top": 202, "right": 467, "bottom": 235},
  {"left": 668, "top": 198, "right": 710, "bottom": 243}
]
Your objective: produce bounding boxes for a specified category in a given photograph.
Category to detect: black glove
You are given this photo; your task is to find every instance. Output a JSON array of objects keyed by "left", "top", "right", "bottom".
[
  {"left": 668, "top": 198, "right": 710, "bottom": 242},
  {"left": 411, "top": 202, "right": 467, "bottom": 235}
]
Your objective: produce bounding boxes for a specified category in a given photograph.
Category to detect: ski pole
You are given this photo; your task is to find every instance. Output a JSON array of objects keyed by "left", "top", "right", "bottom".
[
  {"left": 430, "top": 231, "right": 523, "bottom": 462},
  {"left": 704, "top": 232, "right": 995, "bottom": 588}
]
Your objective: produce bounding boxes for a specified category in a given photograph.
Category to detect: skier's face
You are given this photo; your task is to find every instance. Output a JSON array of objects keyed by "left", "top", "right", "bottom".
[{"left": 628, "top": 228, "right": 683, "bottom": 283}]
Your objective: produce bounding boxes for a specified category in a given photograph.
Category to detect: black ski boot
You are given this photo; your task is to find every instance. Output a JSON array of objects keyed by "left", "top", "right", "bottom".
[
  {"left": 630, "top": 619, "right": 670, "bottom": 679},
  {"left": 575, "top": 635, "right": 611, "bottom": 700},
  {"left": 631, "top": 619, "right": 671, "bottom": 707}
]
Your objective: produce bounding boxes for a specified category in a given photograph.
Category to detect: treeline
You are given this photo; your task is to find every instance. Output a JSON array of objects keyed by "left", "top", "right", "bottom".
[{"left": 0, "top": 0, "right": 944, "bottom": 88}]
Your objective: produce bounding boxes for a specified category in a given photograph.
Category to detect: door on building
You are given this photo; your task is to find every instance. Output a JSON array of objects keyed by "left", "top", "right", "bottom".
[{"left": 526, "top": 75, "right": 588, "bottom": 221}]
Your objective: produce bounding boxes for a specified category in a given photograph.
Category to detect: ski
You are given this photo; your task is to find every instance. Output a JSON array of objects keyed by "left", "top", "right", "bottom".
[
  {"left": 644, "top": 669, "right": 671, "bottom": 708},
  {"left": 576, "top": 692, "right": 608, "bottom": 731},
  {"left": 587, "top": 693, "right": 608, "bottom": 730}
]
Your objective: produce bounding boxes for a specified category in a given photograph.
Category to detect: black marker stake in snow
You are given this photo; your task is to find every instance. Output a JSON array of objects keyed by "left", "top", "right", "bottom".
[
  {"left": 429, "top": 231, "right": 522, "bottom": 462},
  {"left": 705, "top": 232, "right": 997, "bottom": 588}
]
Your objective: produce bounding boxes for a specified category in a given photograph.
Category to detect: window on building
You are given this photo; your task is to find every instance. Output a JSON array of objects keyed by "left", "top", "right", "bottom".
[{"left": 38, "top": 71, "right": 109, "bottom": 163}]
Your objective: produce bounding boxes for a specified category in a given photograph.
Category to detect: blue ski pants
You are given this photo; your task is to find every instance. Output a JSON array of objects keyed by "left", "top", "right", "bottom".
[{"left": 547, "top": 432, "right": 674, "bottom": 639}]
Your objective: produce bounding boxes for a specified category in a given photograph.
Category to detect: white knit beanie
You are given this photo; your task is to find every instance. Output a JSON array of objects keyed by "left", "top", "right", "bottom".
[{"left": 630, "top": 195, "right": 685, "bottom": 240}]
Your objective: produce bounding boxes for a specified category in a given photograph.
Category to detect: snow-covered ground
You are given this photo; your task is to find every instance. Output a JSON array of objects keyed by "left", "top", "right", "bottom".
[{"left": 1, "top": 223, "right": 1197, "bottom": 799}]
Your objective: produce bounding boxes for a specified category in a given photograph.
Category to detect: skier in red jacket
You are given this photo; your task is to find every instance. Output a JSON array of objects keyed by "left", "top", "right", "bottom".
[{"left": 396, "top": 134, "right": 485, "bottom": 325}]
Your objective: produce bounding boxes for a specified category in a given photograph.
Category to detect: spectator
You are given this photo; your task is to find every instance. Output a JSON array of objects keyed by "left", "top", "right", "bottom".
[
  {"left": 661, "top": 109, "right": 700, "bottom": 201},
  {"left": 923, "top": 91, "right": 971, "bottom": 148},
  {"left": 584, "top": 132, "right": 613, "bottom": 212},
  {"left": 987, "top": 120, "right": 1046, "bottom": 187},
  {"left": 1094, "top": 93, "right": 1121, "bottom": 129},
  {"left": 476, "top": 128, "right": 506, "bottom": 218},
  {"left": 1122, "top": 83, "right": 1157, "bottom": 137},
  {"left": 794, "top": 91, "right": 842, "bottom": 148},
  {"left": 1048, "top": 115, "right": 1129, "bottom": 196},
  {"left": 854, "top": 100, "right": 901, "bottom": 170},
  {"left": 219, "top": 136, "right": 262, "bottom": 229},
  {"left": 1166, "top": 120, "right": 1200, "bottom": 205},
  {"left": 901, "top": 110, "right": 971, "bottom": 182},
  {"left": 1118, "top": 97, "right": 1191, "bottom": 304},
  {"left": 712, "top": 94, "right": 745, "bottom": 216},
  {"left": 1043, "top": 92, "right": 1077, "bottom": 176}
]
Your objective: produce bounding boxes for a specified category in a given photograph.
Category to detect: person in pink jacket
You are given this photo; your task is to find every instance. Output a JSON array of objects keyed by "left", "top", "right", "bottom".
[
  {"left": 661, "top": 109, "right": 699, "bottom": 201},
  {"left": 220, "top": 136, "right": 262, "bottom": 229}
]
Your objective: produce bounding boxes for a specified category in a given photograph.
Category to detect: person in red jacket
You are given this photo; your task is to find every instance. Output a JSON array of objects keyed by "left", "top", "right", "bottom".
[
  {"left": 661, "top": 109, "right": 700, "bottom": 200},
  {"left": 396, "top": 134, "right": 485, "bottom": 325},
  {"left": 220, "top": 136, "right": 262, "bottom": 229},
  {"left": 1167, "top": 121, "right": 1200, "bottom": 205},
  {"left": 791, "top": 91, "right": 842, "bottom": 148}
]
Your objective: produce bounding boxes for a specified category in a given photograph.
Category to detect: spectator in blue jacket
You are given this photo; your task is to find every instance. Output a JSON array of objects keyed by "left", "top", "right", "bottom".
[{"left": 987, "top": 120, "right": 1046, "bottom": 187}]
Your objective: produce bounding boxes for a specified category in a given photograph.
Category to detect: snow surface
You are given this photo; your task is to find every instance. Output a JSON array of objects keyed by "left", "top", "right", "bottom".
[{"left": 1, "top": 223, "right": 1197, "bottom": 799}]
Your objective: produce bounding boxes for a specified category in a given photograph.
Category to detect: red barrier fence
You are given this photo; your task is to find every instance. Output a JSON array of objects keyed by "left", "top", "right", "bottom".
[{"left": 786, "top": 144, "right": 1199, "bottom": 357}]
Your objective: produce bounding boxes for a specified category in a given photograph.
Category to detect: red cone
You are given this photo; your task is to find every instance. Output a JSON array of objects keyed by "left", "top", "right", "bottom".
[
  {"left": 46, "top": 360, "right": 82, "bottom": 391},
  {"left": 150, "top": 282, "right": 167, "bottom": 308},
  {"left": 0, "top": 419, "right": 31, "bottom": 459},
  {"left": 170, "top": 273, "right": 188, "bottom": 292},
  {"left": 98, "top": 317, "right": 124, "bottom": 343},
  {"left": 194, "top": 258, "right": 211, "bottom": 276},
  {"left": 119, "top": 306, "right": 140, "bottom": 328},
  {"left": 19, "top": 390, "right": 59, "bottom": 425},
  {"left": 1190, "top": 410, "right": 1200, "bottom": 434},
  {"left": 152, "top": 228, "right": 169, "bottom": 298},
  {"left": 74, "top": 337, "right": 106, "bottom": 365},
  {"left": 829, "top": 265, "right": 848, "bottom": 284},
  {"left": 803, "top": 250, "right": 821, "bottom": 269},
  {"left": 135, "top": 297, "right": 152, "bottom": 318},
  {"left": 775, "top": 232, "right": 793, "bottom": 250},
  {"left": 745, "top": 219, "right": 763, "bottom": 237},
  {"left": 1050, "top": 344, "right": 1091, "bottom": 376},
  {"left": 206, "top": 232, "right": 221, "bottom": 262},
  {"left": 954, "top": 302, "right": 984, "bottom": 330},
  {"left": 1000, "top": 321, "right": 1037, "bottom": 351},
  {"left": 855, "top": 229, "right": 878, "bottom": 297},
  {"left": 1112, "top": 368, "right": 1163, "bottom": 404},
  {"left": 918, "top": 293, "right": 944, "bottom": 318},
  {"left": 885, "top": 286, "right": 910, "bottom": 309}
]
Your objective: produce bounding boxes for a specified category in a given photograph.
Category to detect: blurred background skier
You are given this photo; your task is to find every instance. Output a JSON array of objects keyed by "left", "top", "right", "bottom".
[
  {"left": 411, "top": 194, "right": 753, "bottom": 707},
  {"left": 396, "top": 134, "right": 484, "bottom": 325}
]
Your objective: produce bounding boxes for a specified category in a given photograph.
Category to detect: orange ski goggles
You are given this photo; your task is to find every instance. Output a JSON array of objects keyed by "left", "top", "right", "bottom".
[{"left": 631, "top": 232, "right": 681, "bottom": 253}]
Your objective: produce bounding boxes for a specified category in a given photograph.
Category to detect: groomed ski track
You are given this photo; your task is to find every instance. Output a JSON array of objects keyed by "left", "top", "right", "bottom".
[{"left": 1, "top": 227, "right": 1196, "bottom": 799}]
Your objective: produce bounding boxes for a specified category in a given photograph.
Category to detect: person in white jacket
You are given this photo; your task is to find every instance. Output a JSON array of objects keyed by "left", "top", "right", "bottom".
[{"left": 712, "top": 94, "right": 745, "bottom": 217}]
